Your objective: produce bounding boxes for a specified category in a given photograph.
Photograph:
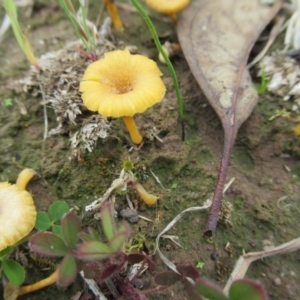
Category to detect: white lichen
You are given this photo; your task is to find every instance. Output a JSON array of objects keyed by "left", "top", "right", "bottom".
[{"left": 70, "top": 115, "right": 112, "bottom": 158}]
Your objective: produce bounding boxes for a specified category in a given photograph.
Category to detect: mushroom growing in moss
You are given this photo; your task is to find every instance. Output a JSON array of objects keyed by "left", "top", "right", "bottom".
[
  {"left": 0, "top": 169, "right": 37, "bottom": 251},
  {"left": 80, "top": 49, "right": 166, "bottom": 144},
  {"left": 131, "top": 182, "right": 158, "bottom": 206},
  {"left": 145, "top": 0, "right": 190, "bottom": 23}
]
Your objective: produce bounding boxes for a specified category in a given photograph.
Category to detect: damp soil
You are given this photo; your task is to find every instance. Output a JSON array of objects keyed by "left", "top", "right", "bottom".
[{"left": 0, "top": 1, "right": 300, "bottom": 300}]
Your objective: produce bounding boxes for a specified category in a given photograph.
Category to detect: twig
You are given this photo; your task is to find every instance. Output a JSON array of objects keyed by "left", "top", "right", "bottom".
[
  {"left": 138, "top": 215, "right": 154, "bottom": 222},
  {"left": 161, "top": 235, "right": 184, "bottom": 249},
  {"left": 85, "top": 169, "right": 135, "bottom": 211},
  {"left": 149, "top": 169, "right": 168, "bottom": 190},
  {"left": 223, "top": 177, "right": 235, "bottom": 194},
  {"left": 38, "top": 82, "right": 48, "bottom": 140},
  {"left": 155, "top": 200, "right": 212, "bottom": 279},
  {"left": 79, "top": 271, "right": 108, "bottom": 300},
  {"left": 126, "top": 194, "right": 134, "bottom": 210},
  {"left": 105, "top": 278, "right": 120, "bottom": 299},
  {"left": 223, "top": 237, "right": 300, "bottom": 295}
]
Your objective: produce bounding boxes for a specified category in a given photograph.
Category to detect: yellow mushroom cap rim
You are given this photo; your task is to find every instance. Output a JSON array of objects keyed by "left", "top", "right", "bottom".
[
  {"left": 145, "top": 0, "right": 190, "bottom": 14},
  {"left": 0, "top": 182, "right": 37, "bottom": 251},
  {"left": 80, "top": 50, "right": 166, "bottom": 118}
]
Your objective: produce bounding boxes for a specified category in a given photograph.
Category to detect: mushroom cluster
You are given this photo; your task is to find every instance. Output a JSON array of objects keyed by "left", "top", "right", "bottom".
[
  {"left": 80, "top": 49, "right": 166, "bottom": 144},
  {"left": 0, "top": 169, "right": 37, "bottom": 251}
]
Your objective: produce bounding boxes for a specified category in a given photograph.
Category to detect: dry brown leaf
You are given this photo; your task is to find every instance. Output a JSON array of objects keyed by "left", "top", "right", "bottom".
[{"left": 177, "top": 0, "right": 282, "bottom": 235}]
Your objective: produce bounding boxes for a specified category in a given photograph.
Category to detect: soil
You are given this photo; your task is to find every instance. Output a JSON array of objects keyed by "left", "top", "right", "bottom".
[{"left": 0, "top": 1, "right": 299, "bottom": 300}]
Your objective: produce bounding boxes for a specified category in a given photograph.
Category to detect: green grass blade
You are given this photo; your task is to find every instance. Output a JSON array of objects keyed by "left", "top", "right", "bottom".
[
  {"left": 64, "top": 0, "right": 77, "bottom": 15},
  {"left": 79, "top": 0, "right": 93, "bottom": 53},
  {"left": 58, "top": 0, "right": 91, "bottom": 52},
  {"left": 3, "top": 0, "right": 26, "bottom": 53},
  {"left": 131, "top": 0, "right": 184, "bottom": 121}
]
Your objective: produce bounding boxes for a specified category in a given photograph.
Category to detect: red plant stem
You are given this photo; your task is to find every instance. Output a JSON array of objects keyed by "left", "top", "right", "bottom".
[
  {"left": 204, "top": 118, "right": 236, "bottom": 237},
  {"left": 204, "top": 36, "right": 249, "bottom": 237},
  {"left": 76, "top": 46, "right": 98, "bottom": 62}
]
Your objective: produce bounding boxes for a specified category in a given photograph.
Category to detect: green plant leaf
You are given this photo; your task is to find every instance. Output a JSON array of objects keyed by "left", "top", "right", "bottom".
[
  {"left": 184, "top": 279, "right": 203, "bottom": 300},
  {"left": 177, "top": 264, "right": 201, "bottom": 280},
  {"left": 49, "top": 201, "right": 69, "bottom": 223},
  {"left": 109, "top": 221, "right": 130, "bottom": 252},
  {"left": 2, "top": 259, "right": 25, "bottom": 286},
  {"left": 79, "top": 232, "right": 94, "bottom": 241},
  {"left": 4, "top": 98, "right": 13, "bottom": 107},
  {"left": 229, "top": 279, "right": 267, "bottom": 300},
  {"left": 57, "top": 254, "right": 77, "bottom": 286},
  {"left": 87, "top": 227, "right": 101, "bottom": 240},
  {"left": 101, "top": 202, "right": 115, "bottom": 240},
  {"left": 76, "top": 241, "right": 112, "bottom": 260},
  {"left": 35, "top": 212, "right": 52, "bottom": 231},
  {"left": 61, "top": 212, "right": 81, "bottom": 249},
  {"left": 194, "top": 279, "right": 228, "bottom": 300},
  {"left": 0, "top": 246, "right": 13, "bottom": 260},
  {"left": 52, "top": 224, "right": 64, "bottom": 239},
  {"left": 29, "top": 232, "right": 68, "bottom": 257}
]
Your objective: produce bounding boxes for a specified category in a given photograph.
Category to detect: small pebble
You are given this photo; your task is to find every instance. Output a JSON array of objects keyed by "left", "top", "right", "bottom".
[
  {"left": 273, "top": 277, "right": 281, "bottom": 286},
  {"left": 290, "top": 271, "right": 296, "bottom": 277},
  {"left": 120, "top": 208, "right": 139, "bottom": 223}
]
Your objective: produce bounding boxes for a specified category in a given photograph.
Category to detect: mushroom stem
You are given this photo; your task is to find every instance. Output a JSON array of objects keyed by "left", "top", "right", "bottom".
[
  {"left": 132, "top": 182, "right": 158, "bottom": 206},
  {"left": 104, "top": 0, "right": 123, "bottom": 30},
  {"left": 18, "top": 268, "right": 59, "bottom": 295},
  {"left": 168, "top": 13, "right": 178, "bottom": 24},
  {"left": 16, "top": 169, "right": 36, "bottom": 190},
  {"left": 123, "top": 116, "right": 143, "bottom": 145}
]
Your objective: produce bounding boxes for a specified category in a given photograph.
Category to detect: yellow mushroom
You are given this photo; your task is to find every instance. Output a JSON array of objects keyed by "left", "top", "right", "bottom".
[
  {"left": 4, "top": 269, "right": 59, "bottom": 300},
  {"left": 80, "top": 49, "right": 166, "bottom": 144},
  {"left": 294, "top": 123, "right": 300, "bottom": 136},
  {"left": 0, "top": 169, "right": 37, "bottom": 251},
  {"left": 104, "top": 0, "right": 123, "bottom": 30},
  {"left": 132, "top": 182, "right": 158, "bottom": 206},
  {"left": 145, "top": 0, "right": 190, "bottom": 24}
]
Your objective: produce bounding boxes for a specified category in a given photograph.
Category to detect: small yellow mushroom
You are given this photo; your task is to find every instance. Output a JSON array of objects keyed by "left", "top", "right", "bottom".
[
  {"left": 16, "top": 168, "right": 36, "bottom": 190},
  {"left": 145, "top": 0, "right": 190, "bottom": 24},
  {"left": 104, "top": 0, "right": 123, "bottom": 30},
  {"left": 0, "top": 169, "right": 37, "bottom": 251},
  {"left": 294, "top": 123, "right": 300, "bottom": 136},
  {"left": 80, "top": 50, "right": 166, "bottom": 145},
  {"left": 4, "top": 269, "right": 59, "bottom": 300},
  {"left": 132, "top": 182, "right": 158, "bottom": 206}
]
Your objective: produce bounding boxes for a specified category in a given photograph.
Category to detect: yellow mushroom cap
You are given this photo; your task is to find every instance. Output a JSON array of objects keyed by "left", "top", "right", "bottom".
[
  {"left": 294, "top": 123, "right": 300, "bottom": 136},
  {"left": 80, "top": 50, "right": 166, "bottom": 117},
  {"left": 145, "top": 0, "right": 190, "bottom": 14},
  {"left": 0, "top": 182, "right": 37, "bottom": 251}
]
